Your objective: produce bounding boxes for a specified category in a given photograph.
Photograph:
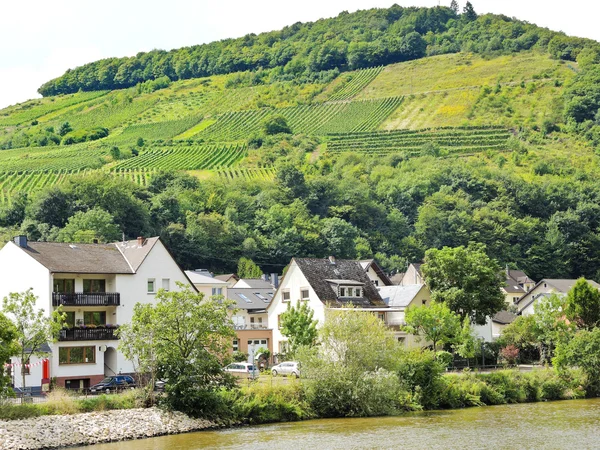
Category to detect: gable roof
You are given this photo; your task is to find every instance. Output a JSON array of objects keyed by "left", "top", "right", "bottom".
[
  {"left": 518, "top": 278, "right": 600, "bottom": 312},
  {"left": 20, "top": 241, "right": 134, "bottom": 274},
  {"left": 115, "top": 237, "right": 159, "bottom": 272},
  {"left": 293, "top": 258, "right": 385, "bottom": 308},
  {"left": 359, "top": 259, "right": 393, "bottom": 286},
  {"left": 214, "top": 273, "right": 239, "bottom": 282},
  {"left": 185, "top": 270, "right": 229, "bottom": 285},
  {"left": 234, "top": 278, "right": 273, "bottom": 289},
  {"left": 492, "top": 311, "right": 518, "bottom": 325},
  {"left": 227, "top": 287, "right": 274, "bottom": 311},
  {"left": 503, "top": 269, "right": 535, "bottom": 293},
  {"left": 378, "top": 284, "right": 426, "bottom": 308}
]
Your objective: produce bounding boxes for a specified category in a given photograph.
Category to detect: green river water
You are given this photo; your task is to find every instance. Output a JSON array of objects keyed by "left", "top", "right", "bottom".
[{"left": 77, "top": 399, "right": 600, "bottom": 449}]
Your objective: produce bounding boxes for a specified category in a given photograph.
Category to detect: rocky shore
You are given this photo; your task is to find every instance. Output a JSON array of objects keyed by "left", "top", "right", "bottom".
[{"left": 0, "top": 407, "right": 218, "bottom": 450}]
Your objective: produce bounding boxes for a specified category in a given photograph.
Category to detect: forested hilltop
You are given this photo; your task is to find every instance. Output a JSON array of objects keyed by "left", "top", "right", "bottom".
[{"left": 2, "top": 3, "right": 600, "bottom": 281}]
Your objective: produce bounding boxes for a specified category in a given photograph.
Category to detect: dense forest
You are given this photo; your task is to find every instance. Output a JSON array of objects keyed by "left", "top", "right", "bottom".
[
  {"left": 1, "top": 3, "right": 600, "bottom": 282},
  {"left": 38, "top": 3, "right": 596, "bottom": 96}
]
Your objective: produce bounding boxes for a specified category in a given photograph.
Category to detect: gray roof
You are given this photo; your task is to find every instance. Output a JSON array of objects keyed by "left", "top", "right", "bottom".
[
  {"left": 389, "top": 272, "right": 405, "bottom": 285},
  {"left": 18, "top": 237, "right": 161, "bottom": 274},
  {"left": 186, "top": 270, "right": 228, "bottom": 285},
  {"left": 234, "top": 278, "right": 273, "bottom": 289},
  {"left": 23, "top": 241, "right": 134, "bottom": 274},
  {"left": 504, "top": 269, "right": 534, "bottom": 293},
  {"left": 294, "top": 258, "right": 385, "bottom": 308},
  {"left": 492, "top": 311, "right": 518, "bottom": 325},
  {"left": 227, "top": 287, "right": 274, "bottom": 311},
  {"left": 378, "top": 285, "right": 424, "bottom": 308},
  {"left": 543, "top": 279, "right": 600, "bottom": 292}
]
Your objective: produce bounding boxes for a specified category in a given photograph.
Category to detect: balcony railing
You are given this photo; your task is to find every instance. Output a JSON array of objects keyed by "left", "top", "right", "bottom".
[
  {"left": 58, "top": 327, "right": 119, "bottom": 341},
  {"left": 52, "top": 292, "right": 120, "bottom": 307}
]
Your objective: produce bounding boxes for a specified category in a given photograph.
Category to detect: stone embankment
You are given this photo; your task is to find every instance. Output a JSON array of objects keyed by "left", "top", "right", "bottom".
[{"left": 0, "top": 407, "right": 217, "bottom": 450}]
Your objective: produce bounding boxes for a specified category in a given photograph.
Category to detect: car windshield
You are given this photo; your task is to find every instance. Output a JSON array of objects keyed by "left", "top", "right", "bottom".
[
  {"left": 99, "top": 378, "right": 114, "bottom": 384},
  {"left": 248, "top": 365, "right": 256, "bottom": 371}
]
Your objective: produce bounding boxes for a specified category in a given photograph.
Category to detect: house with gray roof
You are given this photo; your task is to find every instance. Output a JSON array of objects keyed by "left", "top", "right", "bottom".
[
  {"left": 267, "top": 256, "right": 390, "bottom": 354},
  {"left": 0, "top": 235, "right": 193, "bottom": 391},
  {"left": 516, "top": 278, "right": 600, "bottom": 316}
]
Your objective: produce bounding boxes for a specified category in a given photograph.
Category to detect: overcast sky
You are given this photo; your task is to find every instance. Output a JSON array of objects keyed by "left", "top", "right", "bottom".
[{"left": 1, "top": 0, "right": 598, "bottom": 109}]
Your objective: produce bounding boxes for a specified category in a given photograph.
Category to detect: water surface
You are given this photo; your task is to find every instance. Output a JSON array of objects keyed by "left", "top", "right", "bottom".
[{"left": 78, "top": 399, "right": 600, "bottom": 449}]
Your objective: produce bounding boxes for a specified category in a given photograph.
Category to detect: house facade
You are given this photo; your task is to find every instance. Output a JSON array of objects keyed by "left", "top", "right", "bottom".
[
  {"left": 502, "top": 268, "right": 535, "bottom": 306},
  {"left": 185, "top": 269, "right": 229, "bottom": 298},
  {"left": 400, "top": 263, "right": 424, "bottom": 286},
  {"left": 516, "top": 278, "right": 600, "bottom": 316},
  {"left": 267, "top": 257, "right": 389, "bottom": 354},
  {"left": 0, "top": 236, "right": 193, "bottom": 390}
]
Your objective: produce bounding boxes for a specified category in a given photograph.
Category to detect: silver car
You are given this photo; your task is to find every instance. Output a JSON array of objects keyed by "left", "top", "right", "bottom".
[
  {"left": 224, "top": 362, "right": 259, "bottom": 379},
  {"left": 271, "top": 361, "right": 300, "bottom": 378}
]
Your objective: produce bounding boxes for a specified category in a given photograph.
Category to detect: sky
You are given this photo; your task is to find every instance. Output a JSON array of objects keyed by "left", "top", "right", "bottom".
[{"left": 1, "top": 0, "right": 598, "bottom": 109}]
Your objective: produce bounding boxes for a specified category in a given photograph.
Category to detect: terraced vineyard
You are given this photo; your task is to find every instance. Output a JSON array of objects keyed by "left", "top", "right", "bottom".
[
  {"left": 114, "top": 143, "right": 247, "bottom": 170},
  {"left": 216, "top": 167, "right": 276, "bottom": 182},
  {"left": 0, "top": 143, "right": 109, "bottom": 171},
  {"left": 327, "top": 66, "right": 384, "bottom": 101},
  {"left": 111, "top": 168, "right": 158, "bottom": 186},
  {"left": 198, "top": 97, "right": 403, "bottom": 141},
  {"left": 108, "top": 116, "right": 203, "bottom": 144},
  {"left": 326, "top": 126, "right": 512, "bottom": 156},
  {"left": 0, "top": 169, "right": 84, "bottom": 204}
]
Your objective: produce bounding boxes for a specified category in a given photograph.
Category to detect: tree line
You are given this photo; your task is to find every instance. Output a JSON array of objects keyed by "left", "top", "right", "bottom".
[{"left": 37, "top": 3, "right": 588, "bottom": 97}]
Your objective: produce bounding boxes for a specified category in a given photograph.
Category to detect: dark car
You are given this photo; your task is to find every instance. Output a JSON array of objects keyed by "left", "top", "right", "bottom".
[{"left": 90, "top": 375, "right": 136, "bottom": 394}]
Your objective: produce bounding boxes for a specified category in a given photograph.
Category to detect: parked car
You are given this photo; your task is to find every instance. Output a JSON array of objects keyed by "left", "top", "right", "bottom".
[
  {"left": 270, "top": 361, "right": 300, "bottom": 378},
  {"left": 224, "top": 362, "right": 259, "bottom": 380},
  {"left": 90, "top": 375, "right": 136, "bottom": 394}
]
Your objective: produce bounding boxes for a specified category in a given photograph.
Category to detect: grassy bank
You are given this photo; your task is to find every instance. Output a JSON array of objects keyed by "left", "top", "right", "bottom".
[{"left": 0, "top": 388, "right": 141, "bottom": 421}]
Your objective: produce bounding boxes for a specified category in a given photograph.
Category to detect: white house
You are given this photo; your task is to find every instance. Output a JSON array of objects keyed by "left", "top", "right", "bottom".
[
  {"left": 185, "top": 269, "right": 229, "bottom": 298},
  {"left": 0, "top": 235, "right": 193, "bottom": 391},
  {"left": 378, "top": 284, "right": 431, "bottom": 347},
  {"left": 267, "top": 257, "right": 390, "bottom": 354},
  {"left": 516, "top": 278, "right": 600, "bottom": 316},
  {"left": 359, "top": 259, "right": 393, "bottom": 287}
]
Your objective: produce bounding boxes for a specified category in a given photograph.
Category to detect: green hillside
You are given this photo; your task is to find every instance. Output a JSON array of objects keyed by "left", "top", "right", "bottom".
[{"left": 1, "top": 4, "right": 600, "bottom": 280}]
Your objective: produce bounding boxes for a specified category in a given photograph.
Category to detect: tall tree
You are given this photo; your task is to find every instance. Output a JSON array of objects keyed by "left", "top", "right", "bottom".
[
  {"left": 404, "top": 301, "right": 461, "bottom": 351},
  {"left": 462, "top": 1, "right": 477, "bottom": 21},
  {"left": 422, "top": 243, "right": 505, "bottom": 325},
  {"left": 119, "top": 284, "right": 236, "bottom": 417},
  {"left": 565, "top": 278, "right": 600, "bottom": 329},
  {"left": 237, "top": 257, "right": 263, "bottom": 279},
  {"left": 450, "top": 0, "right": 459, "bottom": 13},
  {"left": 280, "top": 302, "right": 318, "bottom": 355},
  {"left": 2, "top": 290, "right": 64, "bottom": 389}
]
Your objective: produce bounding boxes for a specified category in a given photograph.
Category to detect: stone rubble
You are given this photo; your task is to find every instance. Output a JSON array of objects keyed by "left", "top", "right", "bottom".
[{"left": 0, "top": 407, "right": 217, "bottom": 450}]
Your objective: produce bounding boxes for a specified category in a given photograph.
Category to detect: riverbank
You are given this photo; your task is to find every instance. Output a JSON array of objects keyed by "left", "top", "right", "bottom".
[{"left": 0, "top": 407, "right": 218, "bottom": 450}]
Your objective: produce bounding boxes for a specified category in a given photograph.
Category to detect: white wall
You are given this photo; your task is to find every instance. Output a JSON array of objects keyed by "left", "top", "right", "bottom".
[
  {"left": 268, "top": 261, "right": 326, "bottom": 353},
  {"left": 113, "top": 240, "right": 193, "bottom": 374}
]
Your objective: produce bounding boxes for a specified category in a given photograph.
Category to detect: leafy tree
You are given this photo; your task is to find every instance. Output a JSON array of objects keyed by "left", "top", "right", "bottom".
[
  {"left": 262, "top": 115, "right": 292, "bottom": 135},
  {"left": 57, "top": 207, "right": 121, "bottom": 243},
  {"left": 532, "top": 293, "right": 575, "bottom": 363},
  {"left": 110, "top": 146, "right": 121, "bottom": 160},
  {"left": 462, "top": 2, "right": 477, "bottom": 21},
  {"left": 237, "top": 257, "right": 262, "bottom": 279},
  {"left": 422, "top": 243, "right": 505, "bottom": 325},
  {"left": 280, "top": 302, "right": 318, "bottom": 354},
  {"left": 320, "top": 217, "right": 359, "bottom": 259},
  {"left": 120, "top": 284, "right": 236, "bottom": 417},
  {"left": 453, "top": 317, "right": 479, "bottom": 359},
  {"left": 0, "top": 313, "right": 17, "bottom": 397},
  {"left": 27, "top": 187, "right": 73, "bottom": 228},
  {"left": 57, "top": 122, "right": 72, "bottom": 136},
  {"left": 554, "top": 328, "right": 600, "bottom": 395},
  {"left": 137, "top": 137, "right": 145, "bottom": 147},
  {"left": 450, "top": 0, "right": 459, "bottom": 13},
  {"left": 404, "top": 301, "right": 461, "bottom": 351},
  {"left": 565, "top": 278, "right": 600, "bottom": 329},
  {"left": 2, "top": 290, "right": 65, "bottom": 389}
]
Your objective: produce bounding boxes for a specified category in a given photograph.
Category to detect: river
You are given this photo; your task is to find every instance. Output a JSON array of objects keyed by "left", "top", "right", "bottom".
[{"left": 76, "top": 399, "right": 600, "bottom": 449}]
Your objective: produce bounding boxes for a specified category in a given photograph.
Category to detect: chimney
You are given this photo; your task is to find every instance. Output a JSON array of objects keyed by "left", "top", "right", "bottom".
[
  {"left": 137, "top": 236, "right": 144, "bottom": 248},
  {"left": 13, "top": 235, "right": 27, "bottom": 248},
  {"left": 270, "top": 273, "right": 279, "bottom": 289},
  {"left": 262, "top": 273, "right": 269, "bottom": 282},
  {"left": 328, "top": 256, "right": 336, "bottom": 265}
]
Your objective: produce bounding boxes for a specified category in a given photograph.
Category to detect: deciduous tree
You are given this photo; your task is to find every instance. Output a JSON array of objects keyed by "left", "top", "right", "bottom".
[
  {"left": 565, "top": 278, "right": 600, "bottom": 329},
  {"left": 404, "top": 301, "right": 461, "bottom": 351},
  {"left": 280, "top": 302, "right": 318, "bottom": 354}
]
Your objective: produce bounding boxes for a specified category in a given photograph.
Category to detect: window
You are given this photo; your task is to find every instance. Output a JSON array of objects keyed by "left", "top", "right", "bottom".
[
  {"left": 355, "top": 288, "right": 361, "bottom": 297},
  {"left": 377, "top": 313, "right": 385, "bottom": 321},
  {"left": 59, "top": 346, "right": 96, "bottom": 365},
  {"left": 233, "top": 339, "right": 239, "bottom": 352},
  {"left": 232, "top": 316, "right": 245, "bottom": 327},
  {"left": 212, "top": 287, "right": 223, "bottom": 296},
  {"left": 64, "top": 312, "right": 76, "bottom": 328},
  {"left": 53, "top": 279, "right": 75, "bottom": 293},
  {"left": 83, "top": 279, "right": 105, "bottom": 293},
  {"left": 147, "top": 279, "right": 155, "bottom": 293},
  {"left": 237, "top": 293, "right": 251, "bottom": 303},
  {"left": 162, "top": 279, "right": 170, "bottom": 291},
  {"left": 340, "top": 287, "right": 346, "bottom": 297},
  {"left": 373, "top": 280, "right": 379, "bottom": 286},
  {"left": 255, "top": 292, "right": 267, "bottom": 301},
  {"left": 422, "top": 299, "right": 427, "bottom": 306},
  {"left": 279, "top": 341, "right": 289, "bottom": 353},
  {"left": 282, "top": 290, "right": 290, "bottom": 302},
  {"left": 397, "top": 337, "right": 406, "bottom": 345},
  {"left": 83, "top": 311, "right": 106, "bottom": 326},
  {"left": 300, "top": 289, "right": 310, "bottom": 300}
]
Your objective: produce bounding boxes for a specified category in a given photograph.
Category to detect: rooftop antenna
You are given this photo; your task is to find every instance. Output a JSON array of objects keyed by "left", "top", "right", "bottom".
[{"left": 122, "top": 232, "right": 126, "bottom": 245}]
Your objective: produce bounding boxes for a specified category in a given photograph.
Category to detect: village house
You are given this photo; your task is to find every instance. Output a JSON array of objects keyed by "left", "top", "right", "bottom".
[
  {"left": 502, "top": 268, "right": 535, "bottom": 306},
  {"left": 378, "top": 284, "right": 431, "bottom": 347},
  {"left": 399, "top": 263, "right": 424, "bottom": 286},
  {"left": 0, "top": 235, "right": 193, "bottom": 391},
  {"left": 185, "top": 269, "right": 229, "bottom": 298},
  {"left": 267, "top": 257, "right": 391, "bottom": 354},
  {"left": 516, "top": 278, "right": 600, "bottom": 316}
]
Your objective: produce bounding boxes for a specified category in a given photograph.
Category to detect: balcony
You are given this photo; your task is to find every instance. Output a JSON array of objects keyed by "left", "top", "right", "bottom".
[
  {"left": 52, "top": 292, "right": 120, "bottom": 307},
  {"left": 58, "top": 327, "right": 119, "bottom": 341}
]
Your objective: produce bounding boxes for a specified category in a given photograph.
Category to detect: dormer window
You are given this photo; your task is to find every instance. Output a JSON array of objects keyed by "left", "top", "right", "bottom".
[{"left": 339, "top": 286, "right": 362, "bottom": 298}]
